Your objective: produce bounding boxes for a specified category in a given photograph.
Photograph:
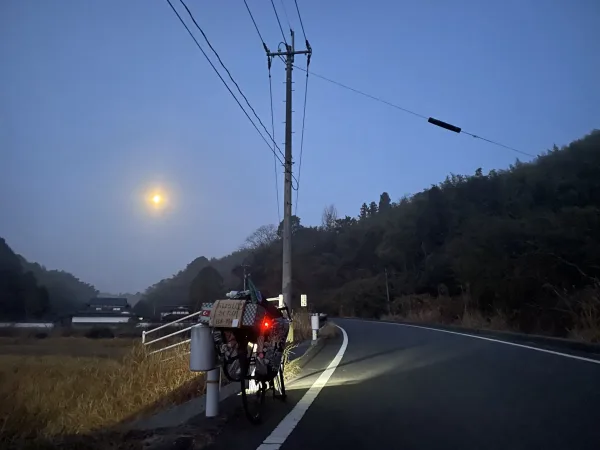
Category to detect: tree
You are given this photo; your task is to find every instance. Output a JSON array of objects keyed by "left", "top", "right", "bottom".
[
  {"left": 359, "top": 203, "right": 369, "bottom": 219},
  {"left": 368, "top": 201, "right": 378, "bottom": 216},
  {"left": 277, "top": 215, "right": 303, "bottom": 238},
  {"left": 243, "top": 224, "right": 278, "bottom": 250},
  {"left": 22, "top": 272, "right": 50, "bottom": 318},
  {"left": 379, "top": 192, "right": 392, "bottom": 213},
  {"left": 321, "top": 204, "right": 338, "bottom": 231},
  {"left": 20, "top": 257, "right": 98, "bottom": 316},
  {"left": 335, "top": 215, "right": 358, "bottom": 232},
  {"left": 189, "top": 265, "right": 224, "bottom": 310}
]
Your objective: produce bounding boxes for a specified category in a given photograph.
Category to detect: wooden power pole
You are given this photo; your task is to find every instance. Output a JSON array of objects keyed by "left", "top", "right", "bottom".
[{"left": 266, "top": 29, "right": 311, "bottom": 312}]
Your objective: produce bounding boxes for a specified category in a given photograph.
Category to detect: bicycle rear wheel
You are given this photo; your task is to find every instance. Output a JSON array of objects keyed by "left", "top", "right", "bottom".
[{"left": 239, "top": 342, "right": 266, "bottom": 424}]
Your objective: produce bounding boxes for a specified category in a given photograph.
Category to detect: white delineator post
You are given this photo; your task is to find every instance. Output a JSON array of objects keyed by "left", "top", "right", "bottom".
[
  {"left": 205, "top": 367, "right": 220, "bottom": 417},
  {"left": 311, "top": 313, "right": 320, "bottom": 343},
  {"left": 190, "top": 324, "right": 219, "bottom": 417}
]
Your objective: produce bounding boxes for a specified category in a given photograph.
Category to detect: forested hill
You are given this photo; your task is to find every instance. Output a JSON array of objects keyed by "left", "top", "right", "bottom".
[
  {"left": 134, "top": 250, "right": 251, "bottom": 317},
  {"left": 260, "top": 129, "right": 599, "bottom": 338},
  {"left": 141, "top": 130, "right": 600, "bottom": 339},
  {"left": 0, "top": 239, "right": 98, "bottom": 320}
]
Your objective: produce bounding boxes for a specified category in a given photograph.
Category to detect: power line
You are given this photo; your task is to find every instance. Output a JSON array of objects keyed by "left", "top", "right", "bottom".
[
  {"left": 294, "top": 65, "right": 310, "bottom": 216},
  {"left": 268, "top": 62, "right": 281, "bottom": 223},
  {"left": 461, "top": 131, "right": 534, "bottom": 158},
  {"left": 243, "top": 0, "right": 268, "bottom": 50},
  {"left": 241, "top": 0, "right": 281, "bottom": 217},
  {"left": 279, "top": 0, "right": 292, "bottom": 30},
  {"left": 165, "top": 0, "right": 285, "bottom": 167},
  {"left": 241, "top": 0, "right": 300, "bottom": 195},
  {"left": 293, "top": 0, "right": 307, "bottom": 41},
  {"left": 243, "top": 0, "right": 282, "bottom": 220},
  {"left": 178, "top": 0, "right": 285, "bottom": 160},
  {"left": 293, "top": 65, "right": 535, "bottom": 158},
  {"left": 270, "top": 0, "right": 287, "bottom": 44},
  {"left": 294, "top": 65, "right": 427, "bottom": 119}
]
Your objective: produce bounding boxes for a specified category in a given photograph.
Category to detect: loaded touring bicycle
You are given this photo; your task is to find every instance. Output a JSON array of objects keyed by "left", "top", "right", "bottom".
[{"left": 198, "top": 278, "right": 291, "bottom": 423}]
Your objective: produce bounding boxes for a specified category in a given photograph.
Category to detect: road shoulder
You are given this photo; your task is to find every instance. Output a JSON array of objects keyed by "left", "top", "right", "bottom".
[{"left": 205, "top": 332, "right": 345, "bottom": 450}]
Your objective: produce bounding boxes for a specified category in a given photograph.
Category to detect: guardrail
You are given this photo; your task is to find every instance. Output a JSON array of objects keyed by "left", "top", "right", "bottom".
[
  {"left": 141, "top": 310, "right": 204, "bottom": 356},
  {"left": 141, "top": 296, "right": 306, "bottom": 356}
]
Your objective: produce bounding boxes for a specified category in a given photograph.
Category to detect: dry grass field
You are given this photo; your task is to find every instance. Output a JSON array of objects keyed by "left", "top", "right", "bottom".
[{"left": 0, "top": 334, "right": 203, "bottom": 449}]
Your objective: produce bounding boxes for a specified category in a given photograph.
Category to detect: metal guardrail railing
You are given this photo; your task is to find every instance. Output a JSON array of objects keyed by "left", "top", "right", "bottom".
[
  {"left": 142, "top": 310, "right": 204, "bottom": 356},
  {"left": 142, "top": 296, "right": 284, "bottom": 357}
]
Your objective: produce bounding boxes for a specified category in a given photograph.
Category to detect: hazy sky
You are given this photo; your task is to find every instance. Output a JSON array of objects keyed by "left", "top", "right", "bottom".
[{"left": 1, "top": 0, "right": 598, "bottom": 293}]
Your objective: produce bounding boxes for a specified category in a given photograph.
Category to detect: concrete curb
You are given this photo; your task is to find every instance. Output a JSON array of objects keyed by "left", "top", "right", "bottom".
[
  {"left": 346, "top": 317, "right": 600, "bottom": 355},
  {"left": 290, "top": 336, "right": 324, "bottom": 366},
  {"left": 126, "top": 381, "right": 241, "bottom": 431}
]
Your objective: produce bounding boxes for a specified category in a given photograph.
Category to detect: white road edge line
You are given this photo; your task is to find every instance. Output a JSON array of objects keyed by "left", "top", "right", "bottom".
[
  {"left": 256, "top": 324, "right": 349, "bottom": 450},
  {"left": 375, "top": 320, "right": 600, "bottom": 365}
]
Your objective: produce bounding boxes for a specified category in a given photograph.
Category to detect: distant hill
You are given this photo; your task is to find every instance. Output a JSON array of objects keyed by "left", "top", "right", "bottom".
[
  {"left": 0, "top": 238, "right": 98, "bottom": 320},
  {"left": 134, "top": 250, "right": 251, "bottom": 317},
  {"left": 0, "top": 238, "right": 50, "bottom": 320},
  {"left": 18, "top": 256, "right": 98, "bottom": 317}
]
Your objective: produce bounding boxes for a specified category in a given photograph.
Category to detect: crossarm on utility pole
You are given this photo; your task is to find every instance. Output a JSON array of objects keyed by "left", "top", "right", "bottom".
[{"left": 266, "top": 49, "right": 311, "bottom": 57}]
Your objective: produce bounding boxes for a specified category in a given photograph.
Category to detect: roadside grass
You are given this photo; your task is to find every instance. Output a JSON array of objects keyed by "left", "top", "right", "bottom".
[
  {"left": 282, "top": 343, "right": 302, "bottom": 381},
  {"left": 0, "top": 337, "right": 204, "bottom": 448},
  {"left": 282, "top": 312, "right": 311, "bottom": 381},
  {"left": 381, "top": 289, "right": 600, "bottom": 343},
  {"left": 0, "top": 336, "right": 137, "bottom": 359},
  {"left": 381, "top": 294, "right": 514, "bottom": 335},
  {"left": 565, "top": 284, "right": 600, "bottom": 343},
  {"left": 289, "top": 311, "right": 312, "bottom": 342}
]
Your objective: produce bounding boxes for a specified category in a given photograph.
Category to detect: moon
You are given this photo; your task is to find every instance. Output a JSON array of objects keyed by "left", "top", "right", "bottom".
[{"left": 142, "top": 184, "right": 172, "bottom": 214}]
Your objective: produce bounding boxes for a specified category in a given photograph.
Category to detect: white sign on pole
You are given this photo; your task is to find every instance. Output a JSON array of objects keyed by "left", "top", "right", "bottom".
[{"left": 301, "top": 294, "right": 307, "bottom": 307}]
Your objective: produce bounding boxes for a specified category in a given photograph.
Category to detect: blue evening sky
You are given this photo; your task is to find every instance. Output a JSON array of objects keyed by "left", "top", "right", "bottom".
[{"left": 1, "top": 0, "right": 598, "bottom": 293}]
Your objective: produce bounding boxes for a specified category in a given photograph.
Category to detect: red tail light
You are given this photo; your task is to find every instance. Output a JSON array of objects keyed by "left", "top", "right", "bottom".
[{"left": 262, "top": 319, "right": 271, "bottom": 329}]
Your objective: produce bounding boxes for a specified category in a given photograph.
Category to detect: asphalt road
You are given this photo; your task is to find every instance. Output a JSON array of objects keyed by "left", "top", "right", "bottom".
[{"left": 208, "top": 318, "right": 600, "bottom": 450}]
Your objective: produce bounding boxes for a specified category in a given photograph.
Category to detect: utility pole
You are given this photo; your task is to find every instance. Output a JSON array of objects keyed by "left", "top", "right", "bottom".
[
  {"left": 242, "top": 264, "right": 251, "bottom": 291},
  {"left": 266, "top": 30, "right": 312, "bottom": 312}
]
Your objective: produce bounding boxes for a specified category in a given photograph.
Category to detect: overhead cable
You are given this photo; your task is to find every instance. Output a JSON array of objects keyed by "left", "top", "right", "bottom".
[
  {"left": 178, "top": 0, "right": 285, "bottom": 159},
  {"left": 270, "top": 0, "right": 288, "bottom": 44},
  {"left": 165, "top": 0, "right": 285, "bottom": 167},
  {"left": 293, "top": 65, "right": 535, "bottom": 158}
]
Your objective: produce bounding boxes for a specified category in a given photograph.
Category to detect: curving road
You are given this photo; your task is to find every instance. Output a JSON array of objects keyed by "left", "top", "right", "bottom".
[{"left": 209, "top": 318, "right": 600, "bottom": 450}]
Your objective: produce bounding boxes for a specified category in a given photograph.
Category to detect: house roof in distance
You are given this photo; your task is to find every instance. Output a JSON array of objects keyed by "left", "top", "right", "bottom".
[{"left": 88, "top": 297, "right": 129, "bottom": 307}]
